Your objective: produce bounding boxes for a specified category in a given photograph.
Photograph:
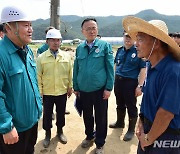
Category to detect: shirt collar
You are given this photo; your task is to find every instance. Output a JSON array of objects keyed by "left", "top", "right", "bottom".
[
  {"left": 123, "top": 45, "right": 135, "bottom": 51},
  {"left": 50, "top": 50, "right": 59, "bottom": 57},
  {"left": 46, "top": 49, "right": 62, "bottom": 57},
  {"left": 82, "top": 38, "right": 99, "bottom": 48},
  {"left": 85, "top": 39, "right": 96, "bottom": 49},
  {"left": 3, "top": 35, "right": 24, "bottom": 54},
  {"left": 150, "top": 54, "right": 172, "bottom": 71}
]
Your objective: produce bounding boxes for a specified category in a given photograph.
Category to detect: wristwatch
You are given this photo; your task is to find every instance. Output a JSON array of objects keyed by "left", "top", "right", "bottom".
[
  {"left": 137, "top": 85, "right": 143, "bottom": 89},
  {"left": 144, "top": 134, "right": 149, "bottom": 142}
]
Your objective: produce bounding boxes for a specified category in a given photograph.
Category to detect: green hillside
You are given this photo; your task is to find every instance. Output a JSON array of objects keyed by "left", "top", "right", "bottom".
[{"left": 32, "top": 9, "right": 180, "bottom": 40}]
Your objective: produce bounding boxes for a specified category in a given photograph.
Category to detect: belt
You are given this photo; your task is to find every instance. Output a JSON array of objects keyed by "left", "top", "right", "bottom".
[
  {"left": 142, "top": 116, "right": 180, "bottom": 135},
  {"left": 115, "top": 75, "right": 136, "bottom": 81}
]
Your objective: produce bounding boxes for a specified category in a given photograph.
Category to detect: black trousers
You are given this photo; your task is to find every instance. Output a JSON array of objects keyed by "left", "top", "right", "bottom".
[
  {"left": 43, "top": 94, "right": 67, "bottom": 130},
  {"left": 0, "top": 123, "right": 38, "bottom": 154},
  {"left": 114, "top": 75, "right": 138, "bottom": 118},
  {"left": 80, "top": 88, "right": 108, "bottom": 147}
]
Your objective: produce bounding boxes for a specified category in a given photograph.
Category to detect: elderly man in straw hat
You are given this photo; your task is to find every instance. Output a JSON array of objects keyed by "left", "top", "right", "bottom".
[{"left": 123, "top": 16, "right": 180, "bottom": 153}]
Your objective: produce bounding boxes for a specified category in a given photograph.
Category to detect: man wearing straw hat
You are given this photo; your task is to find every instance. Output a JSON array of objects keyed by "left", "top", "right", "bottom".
[{"left": 123, "top": 16, "right": 180, "bottom": 153}]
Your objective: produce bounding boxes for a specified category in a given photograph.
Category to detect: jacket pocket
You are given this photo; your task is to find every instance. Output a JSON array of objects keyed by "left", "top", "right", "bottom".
[
  {"left": 92, "top": 51, "right": 105, "bottom": 58},
  {"left": 77, "top": 55, "right": 86, "bottom": 60},
  {"left": 8, "top": 68, "right": 23, "bottom": 76},
  {"left": 8, "top": 67, "right": 24, "bottom": 89},
  {"left": 76, "top": 55, "right": 86, "bottom": 67},
  {"left": 92, "top": 51, "right": 105, "bottom": 68}
]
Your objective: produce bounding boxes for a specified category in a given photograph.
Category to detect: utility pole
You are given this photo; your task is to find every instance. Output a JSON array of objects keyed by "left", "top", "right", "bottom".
[{"left": 50, "top": 0, "right": 60, "bottom": 30}]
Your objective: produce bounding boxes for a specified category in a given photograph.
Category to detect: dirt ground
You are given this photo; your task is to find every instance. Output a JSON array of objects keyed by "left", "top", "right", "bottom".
[{"left": 34, "top": 92, "right": 142, "bottom": 154}]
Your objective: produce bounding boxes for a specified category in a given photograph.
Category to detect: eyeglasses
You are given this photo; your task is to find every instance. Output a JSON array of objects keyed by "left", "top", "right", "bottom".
[
  {"left": 48, "top": 39, "right": 62, "bottom": 43},
  {"left": 83, "top": 27, "right": 98, "bottom": 32}
]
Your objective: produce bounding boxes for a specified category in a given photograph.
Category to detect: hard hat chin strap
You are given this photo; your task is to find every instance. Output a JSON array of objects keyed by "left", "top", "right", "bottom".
[
  {"left": 6, "top": 22, "right": 25, "bottom": 48},
  {"left": 15, "top": 22, "right": 25, "bottom": 48}
]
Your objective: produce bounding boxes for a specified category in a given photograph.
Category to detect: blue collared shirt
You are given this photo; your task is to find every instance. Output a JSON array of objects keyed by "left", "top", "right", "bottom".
[
  {"left": 141, "top": 54, "right": 180, "bottom": 129},
  {"left": 86, "top": 40, "right": 95, "bottom": 49},
  {"left": 115, "top": 45, "right": 146, "bottom": 79}
]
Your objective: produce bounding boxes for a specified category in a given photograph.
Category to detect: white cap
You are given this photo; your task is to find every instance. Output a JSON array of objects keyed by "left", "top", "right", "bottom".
[
  {"left": 0, "top": 5, "right": 31, "bottom": 23},
  {"left": 46, "top": 29, "right": 62, "bottom": 39}
]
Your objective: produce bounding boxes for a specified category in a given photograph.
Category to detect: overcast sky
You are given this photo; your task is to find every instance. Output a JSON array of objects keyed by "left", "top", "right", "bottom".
[{"left": 0, "top": 0, "right": 180, "bottom": 20}]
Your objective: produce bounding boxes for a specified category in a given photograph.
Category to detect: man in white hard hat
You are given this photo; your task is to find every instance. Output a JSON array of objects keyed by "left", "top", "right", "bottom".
[
  {"left": 0, "top": 5, "right": 42, "bottom": 154},
  {"left": 36, "top": 26, "right": 71, "bottom": 116},
  {"left": 36, "top": 26, "right": 55, "bottom": 57},
  {"left": 37, "top": 28, "right": 73, "bottom": 148}
]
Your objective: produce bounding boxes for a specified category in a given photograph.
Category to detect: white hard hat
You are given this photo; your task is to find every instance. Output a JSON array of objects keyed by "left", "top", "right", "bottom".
[
  {"left": 46, "top": 29, "right": 62, "bottom": 39},
  {"left": 0, "top": 5, "right": 31, "bottom": 23}
]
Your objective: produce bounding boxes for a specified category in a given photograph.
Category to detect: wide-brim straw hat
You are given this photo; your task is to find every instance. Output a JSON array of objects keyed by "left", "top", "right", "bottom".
[{"left": 122, "top": 16, "right": 180, "bottom": 61}]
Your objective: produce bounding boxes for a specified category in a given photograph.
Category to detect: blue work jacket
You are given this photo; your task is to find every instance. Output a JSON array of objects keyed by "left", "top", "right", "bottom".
[
  {"left": 0, "top": 36, "right": 42, "bottom": 134},
  {"left": 73, "top": 38, "right": 114, "bottom": 92}
]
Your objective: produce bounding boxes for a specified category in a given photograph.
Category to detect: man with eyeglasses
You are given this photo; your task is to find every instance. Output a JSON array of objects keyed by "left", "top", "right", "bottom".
[
  {"left": 73, "top": 18, "right": 114, "bottom": 154},
  {"left": 109, "top": 31, "right": 146, "bottom": 141}
]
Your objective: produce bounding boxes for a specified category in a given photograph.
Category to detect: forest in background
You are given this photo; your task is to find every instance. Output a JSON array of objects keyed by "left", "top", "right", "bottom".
[{"left": 32, "top": 9, "right": 180, "bottom": 40}]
